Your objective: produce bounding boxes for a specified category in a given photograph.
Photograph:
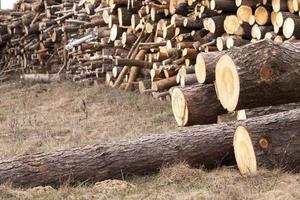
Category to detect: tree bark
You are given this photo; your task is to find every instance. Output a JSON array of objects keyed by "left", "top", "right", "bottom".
[
  {"left": 195, "top": 51, "right": 223, "bottom": 84},
  {"left": 171, "top": 84, "right": 226, "bottom": 126},
  {"left": 217, "top": 102, "right": 300, "bottom": 123},
  {"left": 215, "top": 39, "right": 300, "bottom": 112},
  {"left": 0, "top": 120, "right": 237, "bottom": 188},
  {"left": 1, "top": 108, "right": 300, "bottom": 187}
]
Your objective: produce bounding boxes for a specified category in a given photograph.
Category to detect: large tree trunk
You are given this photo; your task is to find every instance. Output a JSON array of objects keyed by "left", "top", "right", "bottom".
[
  {"left": 171, "top": 84, "right": 226, "bottom": 126},
  {"left": 0, "top": 122, "right": 237, "bottom": 188},
  {"left": 215, "top": 39, "right": 300, "bottom": 112},
  {"left": 1, "top": 109, "right": 300, "bottom": 187},
  {"left": 233, "top": 108, "right": 300, "bottom": 175}
]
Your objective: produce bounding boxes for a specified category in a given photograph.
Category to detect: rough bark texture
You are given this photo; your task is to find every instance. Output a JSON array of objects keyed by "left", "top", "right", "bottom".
[
  {"left": 1, "top": 109, "right": 300, "bottom": 187},
  {"left": 218, "top": 103, "right": 300, "bottom": 123},
  {"left": 240, "top": 109, "right": 300, "bottom": 172},
  {"left": 222, "top": 39, "right": 300, "bottom": 110},
  {"left": 242, "top": 103, "right": 300, "bottom": 119},
  {"left": 174, "top": 84, "right": 226, "bottom": 126},
  {"left": 0, "top": 122, "right": 237, "bottom": 188},
  {"left": 195, "top": 51, "right": 223, "bottom": 83}
]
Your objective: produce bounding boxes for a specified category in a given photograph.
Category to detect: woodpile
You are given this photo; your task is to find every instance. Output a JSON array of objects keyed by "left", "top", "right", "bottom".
[
  {"left": 0, "top": 0, "right": 300, "bottom": 187},
  {"left": 0, "top": 0, "right": 298, "bottom": 92}
]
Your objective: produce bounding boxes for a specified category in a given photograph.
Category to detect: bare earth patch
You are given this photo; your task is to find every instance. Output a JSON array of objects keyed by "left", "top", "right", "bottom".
[{"left": 0, "top": 81, "right": 299, "bottom": 200}]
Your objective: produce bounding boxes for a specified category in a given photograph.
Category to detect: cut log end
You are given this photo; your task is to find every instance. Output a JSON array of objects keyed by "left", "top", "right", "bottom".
[
  {"left": 251, "top": 24, "right": 261, "bottom": 40},
  {"left": 235, "top": 0, "right": 242, "bottom": 7},
  {"left": 272, "top": 0, "right": 282, "bottom": 12},
  {"left": 292, "top": 0, "right": 299, "bottom": 12},
  {"left": 275, "top": 12, "right": 284, "bottom": 28},
  {"left": 283, "top": 18, "right": 295, "bottom": 38},
  {"left": 195, "top": 53, "right": 206, "bottom": 83},
  {"left": 237, "top": 6, "right": 253, "bottom": 24},
  {"left": 233, "top": 126, "right": 257, "bottom": 175},
  {"left": 215, "top": 54, "right": 240, "bottom": 112},
  {"left": 226, "top": 37, "right": 234, "bottom": 48},
  {"left": 255, "top": 6, "right": 269, "bottom": 26},
  {"left": 110, "top": 24, "right": 118, "bottom": 41},
  {"left": 216, "top": 37, "right": 224, "bottom": 51},
  {"left": 171, "top": 87, "right": 188, "bottom": 127},
  {"left": 224, "top": 15, "right": 240, "bottom": 34}
]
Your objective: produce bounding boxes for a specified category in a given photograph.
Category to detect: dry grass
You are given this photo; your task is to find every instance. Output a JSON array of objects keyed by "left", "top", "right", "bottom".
[
  {"left": 0, "top": 81, "right": 299, "bottom": 200},
  {"left": 0, "top": 163, "right": 299, "bottom": 200},
  {"left": 0, "top": 81, "right": 175, "bottom": 159}
]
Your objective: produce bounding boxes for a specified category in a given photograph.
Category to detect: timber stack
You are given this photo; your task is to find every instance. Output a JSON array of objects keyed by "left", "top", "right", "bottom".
[{"left": 0, "top": 0, "right": 299, "bottom": 93}]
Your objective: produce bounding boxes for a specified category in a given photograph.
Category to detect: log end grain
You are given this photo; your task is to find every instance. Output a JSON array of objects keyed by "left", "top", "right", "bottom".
[
  {"left": 171, "top": 87, "right": 188, "bottom": 126},
  {"left": 233, "top": 126, "right": 257, "bottom": 175},
  {"left": 195, "top": 53, "right": 206, "bottom": 84},
  {"left": 283, "top": 18, "right": 295, "bottom": 38},
  {"left": 215, "top": 54, "right": 240, "bottom": 112},
  {"left": 224, "top": 15, "right": 240, "bottom": 34}
]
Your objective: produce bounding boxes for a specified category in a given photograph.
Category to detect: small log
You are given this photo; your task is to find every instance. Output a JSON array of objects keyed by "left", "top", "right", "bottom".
[
  {"left": 237, "top": 5, "right": 255, "bottom": 24},
  {"left": 283, "top": 17, "right": 300, "bottom": 39},
  {"left": 251, "top": 24, "right": 273, "bottom": 39},
  {"left": 171, "top": 84, "right": 226, "bottom": 126},
  {"left": 21, "top": 74, "right": 61, "bottom": 83},
  {"left": 272, "top": 0, "right": 288, "bottom": 12},
  {"left": 152, "top": 76, "right": 177, "bottom": 91},
  {"left": 254, "top": 6, "right": 271, "bottom": 25},
  {"left": 195, "top": 51, "right": 223, "bottom": 84}
]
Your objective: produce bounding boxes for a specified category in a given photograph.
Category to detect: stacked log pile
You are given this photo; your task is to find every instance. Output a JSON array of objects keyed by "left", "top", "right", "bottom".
[{"left": 0, "top": 0, "right": 299, "bottom": 93}]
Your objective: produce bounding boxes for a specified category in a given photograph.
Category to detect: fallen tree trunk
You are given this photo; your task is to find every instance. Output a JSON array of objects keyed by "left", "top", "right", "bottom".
[
  {"left": 1, "top": 109, "right": 300, "bottom": 187},
  {"left": 0, "top": 121, "right": 237, "bottom": 188},
  {"left": 215, "top": 39, "right": 300, "bottom": 112},
  {"left": 234, "top": 108, "right": 300, "bottom": 175},
  {"left": 171, "top": 84, "right": 226, "bottom": 126}
]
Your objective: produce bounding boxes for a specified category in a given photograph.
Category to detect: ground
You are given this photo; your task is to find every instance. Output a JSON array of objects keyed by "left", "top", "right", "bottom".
[{"left": 0, "top": 81, "right": 299, "bottom": 200}]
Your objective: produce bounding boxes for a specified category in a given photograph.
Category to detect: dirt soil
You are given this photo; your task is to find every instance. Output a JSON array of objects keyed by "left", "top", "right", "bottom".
[{"left": 0, "top": 81, "right": 299, "bottom": 200}]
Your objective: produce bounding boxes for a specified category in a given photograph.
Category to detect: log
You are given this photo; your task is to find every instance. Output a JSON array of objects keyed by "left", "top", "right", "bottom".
[
  {"left": 152, "top": 76, "right": 177, "bottom": 91},
  {"left": 283, "top": 16, "right": 300, "bottom": 38},
  {"left": 237, "top": 5, "right": 255, "bottom": 24},
  {"left": 21, "top": 74, "right": 62, "bottom": 83},
  {"left": 224, "top": 15, "right": 241, "bottom": 35},
  {"left": 237, "top": 102, "right": 300, "bottom": 120},
  {"left": 217, "top": 102, "right": 300, "bottom": 123},
  {"left": 226, "top": 36, "right": 249, "bottom": 49},
  {"left": 171, "top": 84, "right": 226, "bottom": 126},
  {"left": 235, "top": 0, "right": 261, "bottom": 7},
  {"left": 0, "top": 119, "right": 238, "bottom": 188},
  {"left": 254, "top": 6, "right": 271, "bottom": 25},
  {"left": 115, "top": 58, "right": 152, "bottom": 69},
  {"left": 272, "top": 0, "right": 288, "bottom": 12},
  {"left": 1, "top": 108, "right": 300, "bottom": 187},
  {"left": 234, "top": 108, "right": 300, "bottom": 175},
  {"left": 210, "top": 0, "right": 237, "bottom": 12},
  {"left": 195, "top": 51, "right": 223, "bottom": 84},
  {"left": 251, "top": 24, "right": 273, "bottom": 40},
  {"left": 215, "top": 39, "right": 300, "bottom": 112}
]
